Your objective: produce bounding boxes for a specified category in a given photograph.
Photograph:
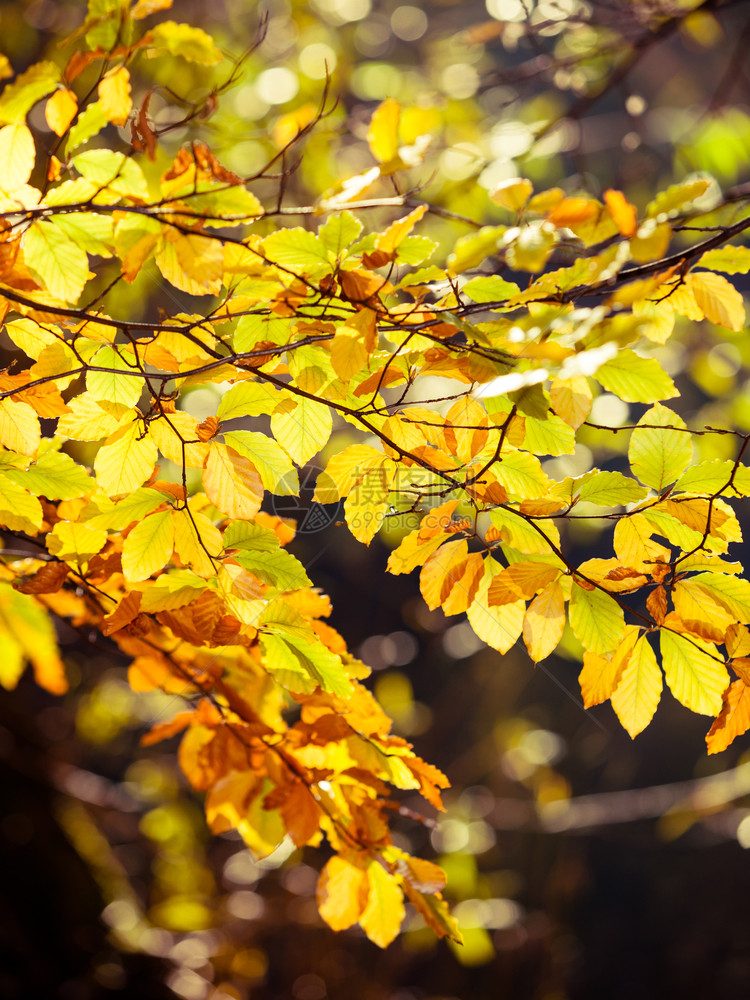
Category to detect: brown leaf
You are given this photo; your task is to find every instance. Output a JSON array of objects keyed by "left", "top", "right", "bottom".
[
  {"left": 646, "top": 585, "right": 668, "bottom": 625},
  {"left": 15, "top": 561, "right": 69, "bottom": 595},
  {"left": 102, "top": 591, "right": 143, "bottom": 635}
]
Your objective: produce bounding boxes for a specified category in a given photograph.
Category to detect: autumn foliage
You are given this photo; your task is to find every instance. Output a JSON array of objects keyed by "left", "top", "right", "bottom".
[{"left": 4, "top": 0, "right": 750, "bottom": 951}]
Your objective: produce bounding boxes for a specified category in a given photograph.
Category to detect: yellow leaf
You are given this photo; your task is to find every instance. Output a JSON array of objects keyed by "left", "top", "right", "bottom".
[
  {"left": 58, "top": 394, "right": 129, "bottom": 441},
  {"left": 375, "top": 204, "right": 428, "bottom": 254},
  {"left": 550, "top": 375, "right": 592, "bottom": 429},
  {"left": 46, "top": 520, "right": 107, "bottom": 567},
  {"left": 94, "top": 421, "right": 158, "bottom": 495},
  {"left": 121, "top": 509, "right": 175, "bottom": 583},
  {"left": 331, "top": 333, "right": 368, "bottom": 381},
  {"left": 367, "top": 98, "right": 401, "bottom": 163},
  {"left": 172, "top": 508, "right": 222, "bottom": 577},
  {"left": 0, "top": 397, "right": 40, "bottom": 455},
  {"left": 344, "top": 462, "right": 394, "bottom": 545},
  {"left": 45, "top": 89, "right": 78, "bottom": 136},
  {"left": 155, "top": 231, "right": 223, "bottom": 296},
  {"left": 420, "top": 540, "right": 467, "bottom": 611},
  {"left": 98, "top": 66, "right": 132, "bottom": 126},
  {"left": 0, "top": 122, "right": 35, "bottom": 189},
  {"left": 359, "top": 860, "right": 404, "bottom": 948},
  {"left": 663, "top": 280, "right": 703, "bottom": 320},
  {"left": 203, "top": 441, "right": 263, "bottom": 520},
  {"left": 706, "top": 679, "right": 750, "bottom": 754},
  {"left": 523, "top": 579, "right": 565, "bottom": 662},
  {"left": 578, "top": 624, "right": 639, "bottom": 708},
  {"left": 132, "top": 0, "right": 173, "bottom": 17},
  {"left": 23, "top": 219, "right": 90, "bottom": 302},
  {"left": 686, "top": 271, "right": 745, "bottom": 331},
  {"left": 613, "top": 514, "right": 670, "bottom": 574},
  {"left": 316, "top": 854, "right": 369, "bottom": 931},
  {"left": 467, "top": 565, "right": 525, "bottom": 654},
  {"left": 148, "top": 411, "right": 209, "bottom": 468},
  {"left": 490, "top": 177, "right": 533, "bottom": 211},
  {"left": 660, "top": 630, "right": 728, "bottom": 716},
  {"left": 610, "top": 634, "right": 662, "bottom": 737}
]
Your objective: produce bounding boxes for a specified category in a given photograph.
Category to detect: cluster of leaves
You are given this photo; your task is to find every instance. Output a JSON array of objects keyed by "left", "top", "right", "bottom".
[{"left": 4, "top": 0, "right": 750, "bottom": 948}]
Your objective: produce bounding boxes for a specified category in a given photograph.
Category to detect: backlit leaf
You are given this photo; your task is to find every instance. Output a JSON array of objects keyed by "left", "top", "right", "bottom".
[
  {"left": 317, "top": 854, "right": 370, "bottom": 931},
  {"left": 610, "top": 635, "right": 662, "bottom": 737},
  {"left": 523, "top": 579, "right": 565, "bottom": 662},
  {"left": 686, "top": 271, "right": 745, "bottom": 331},
  {"left": 0, "top": 122, "right": 35, "bottom": 190},
  {"left": 203, "top": 442, "right": 263, "bottom": 520},
  {"left": 359, "top": 860, "right": 404, "bottom": 948},
  {"left": 628, "top": 404, "right": 693, "bottom": 491},
  {"left": 122, "top": 509, "right": 175, "bottom": 583},
  {"left": 660, "top": 630, "right": 728, "bottom": 716},
  {"left": 569, "top": 581, "right": 624, "bottom": 654},
  {"left": 94, "top": 421, "right": 157, "bottom": 495},
  {"left": 594, "top": 349, "right": 677, "bottom": 403}
]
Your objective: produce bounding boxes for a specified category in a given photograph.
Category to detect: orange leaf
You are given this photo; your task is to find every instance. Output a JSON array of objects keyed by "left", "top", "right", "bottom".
[
  {"left": 706, "top": 679, "right": 750, "bottom": 754},
  {"left": 604, "top": 188, "right": 638, "bottom": 237}
]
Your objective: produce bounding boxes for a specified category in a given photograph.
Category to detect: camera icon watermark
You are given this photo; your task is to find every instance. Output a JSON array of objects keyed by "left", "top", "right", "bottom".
[
  {"left": 265, "top": 463, "right": 342, "bottom": 534},
  {"left": 265, "top": 462, "right": 461, "bottom": 537}
]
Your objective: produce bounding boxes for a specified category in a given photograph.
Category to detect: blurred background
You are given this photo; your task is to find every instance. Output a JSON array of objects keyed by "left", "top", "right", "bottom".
[{"left": 4, "top": 0, "right": 750, "bottom": 997}]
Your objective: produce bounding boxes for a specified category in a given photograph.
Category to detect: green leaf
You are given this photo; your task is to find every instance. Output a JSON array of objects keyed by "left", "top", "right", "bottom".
[
  {"left": 52, "top": 212, "right": 114, "bottom": 256},
  {"left": 224, "top": 430, "right": 298, "bottom": 495},
  {"left": 263, "top": 229, "right": 332, "bottom": 274},
  {"left": 593, "top": 349, "right": 677, "bottom": 403},
  {"left": 676, "top": 460, "right": 737, "bottom": 494},
  {"left": 4, "top": 451, "right": 93, "bottom": 500},
  {"left": 217, "top": 380, "right": 281, "bottom": 420},
  {"left": 23, "top": 220, "right": 90, "bottom": 303},
  {"left": 569, "top": 582, "right": 625, "bottom": 654},
  {"left": 522, "top": 413, "right": 576, "bottom": 456},
  {"left": 233, "top": 548, "right": 310, "bottom": 591},
  {"left": 147, "top": 21, "right": 223, "bottom": 64},
  {"left": 660, "top": 630, "right": 728, "bottom": 716},
  {"left": 66, "top": 101, "right": 109, "bottom": 153},
  {"left": 577, "top": 470, "right": 648, "bottom": 506},
  {"left": 462, "top": 275, "right": 520, "bottom": 304},
  {"left": 447, "top": 226, "right": 505, "bottom": 275},
  {"left": 83, "top": 488, "right": 168, "bottom": 530},
  {"left": 395, "top": 235, "right": 437, "bottom": 265},
  {"left": 87, "top": 346, "right": 142, "bottom": 408},
  {"left": 261, "top": 613, "right": 352, "bottom": 697},
  {"left": 233, "top": 314, "right": 292, "bottom": 353},
  {"left": 222, "top": 519, "right": 281, "bottom": 553},
  {"left": 628, "top": 404, "right": 693, "bottom": 491},
  {"left": 72, "top": 149, "right": 149, "bottom": 200},
  {"left": 318, "top": 211, "right": 363, "bottom": 256},
  {"left": 494, "top": 451, "right": 550, "bottom": 500},
  {"left": 689, "top": 573, "right": 750, "bottom": 623}
]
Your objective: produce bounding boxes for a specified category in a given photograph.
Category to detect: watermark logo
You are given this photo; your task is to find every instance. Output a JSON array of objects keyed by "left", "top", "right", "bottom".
[{"left": 266, "top": 463, "right": 342, "bottom": 534}]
